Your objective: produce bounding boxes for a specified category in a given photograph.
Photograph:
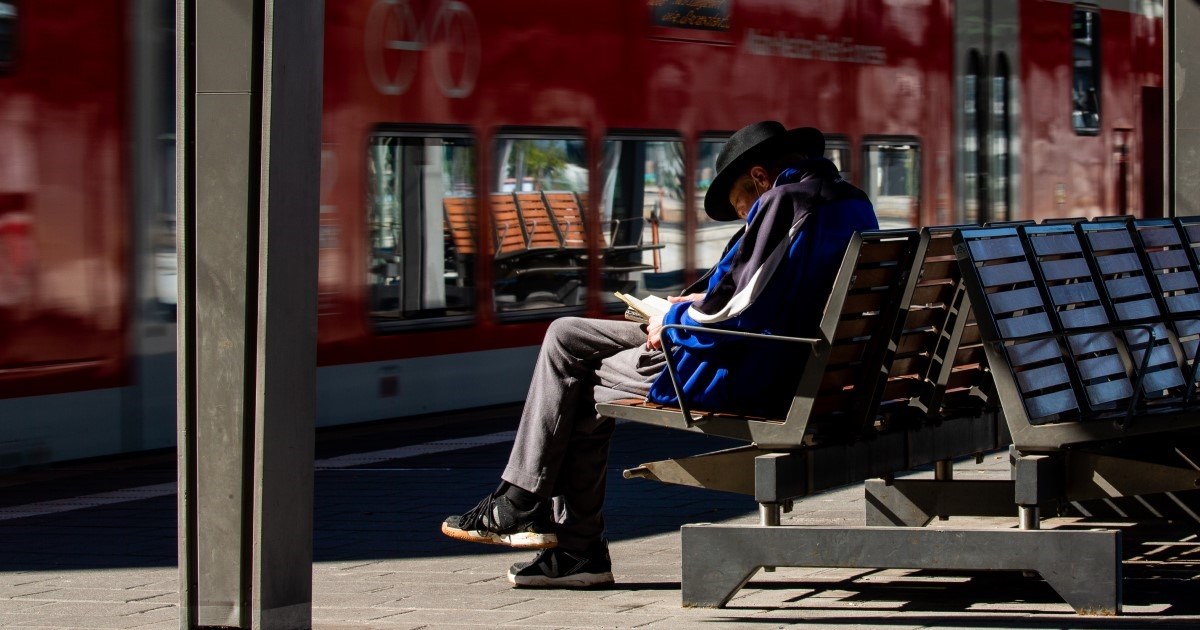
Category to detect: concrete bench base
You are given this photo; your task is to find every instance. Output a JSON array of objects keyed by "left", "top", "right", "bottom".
[{"left": 680, "top": 524, "right": 1122, "bottom": 615}]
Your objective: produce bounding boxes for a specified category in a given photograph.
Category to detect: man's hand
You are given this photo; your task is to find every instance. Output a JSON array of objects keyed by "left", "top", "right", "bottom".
[
  {"left": 647, "top": 314, "right": 665, "bottom": 350},
  {"left": 669, "top": 292, "right": 706, "bottom": 304}
]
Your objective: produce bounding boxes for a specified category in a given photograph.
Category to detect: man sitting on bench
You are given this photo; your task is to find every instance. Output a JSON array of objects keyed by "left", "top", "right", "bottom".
[{"left": 441, "top": 121, "right": 878, "bottom": 587}]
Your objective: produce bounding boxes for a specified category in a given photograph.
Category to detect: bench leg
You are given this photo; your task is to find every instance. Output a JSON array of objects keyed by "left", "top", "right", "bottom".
[
  {"left": 1020, "top": 505, "right": 1040, "bottom": 530},
  {"left": 863, "top": 479, "right": 1017, "bottom": 527},
  {"left": 680, "top": 524, "right": 1122, "bottom": 614}
]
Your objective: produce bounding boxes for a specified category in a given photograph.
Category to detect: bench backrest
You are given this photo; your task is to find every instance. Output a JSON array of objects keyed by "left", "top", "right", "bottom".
[
  {"left": 443, "top": 196, "right": 477, "bottom": 255},
  {"left": 542, "top": 192, "right": 588, "bottom": 250},
  {"left": 878, "top": 226, "right": 993, "bottom": 424},
  {"left": 490, "top": 193, "right": 528, "bottom": 257},
  {"left": 783, "top": 229, "right": 923, "bottom": 442},
  {"left": 1079, "top": 221, "right": 1185, "bottom": 403},
  {"left": 955, "top": 220, "right": 1200, "bottom": 451},
  {"left": 1130, "top": 219, "right": 1200, "bottom": 396},
  {"left": 514, "top": 192, "right": 564, "bottom": 251}
]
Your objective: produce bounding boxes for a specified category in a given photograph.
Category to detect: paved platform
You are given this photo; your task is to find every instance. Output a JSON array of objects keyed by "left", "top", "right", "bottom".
[{"left": 0, "top": 407, "right": 1197, "bottom": 629}]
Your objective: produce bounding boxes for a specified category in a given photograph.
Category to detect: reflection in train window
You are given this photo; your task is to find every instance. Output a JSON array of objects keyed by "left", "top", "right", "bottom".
[
  {"left": 825, "top": 136, "right": 852, "bottom": 182},
  {"left": 992, "top": 52, "right": 1012, "bottom": 222},
  {"left": 153, "top": 136, "right": 177, "bottom": 320},
  {"left": 367, "top": 132, "right": 476, "bottom": 327},
  {"left": 1072, "top": 7, "right": 1101, "bottom": 135},
  {"left": 962, "top": 49, "right": 983, "bottom": 224},
  {"left": 694, "top": 137, "right": 741, "bottom": 280},
  {"left": 864, "top": 139, "right": 921, "bottom": 229},
  {"left": 491, "top": 134, "right": 588, "bottom": 316},
  {"left": 599, "top": 136, "right": 683, "bottom": 310},
  {"left": 0, "top": 2, "right": 15, "bottom": 74}
]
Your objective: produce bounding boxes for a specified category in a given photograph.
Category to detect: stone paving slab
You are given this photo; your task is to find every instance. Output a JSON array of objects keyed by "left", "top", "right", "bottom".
[{"left": 0, "top": 414, "right": 1197, "bottom": 628}]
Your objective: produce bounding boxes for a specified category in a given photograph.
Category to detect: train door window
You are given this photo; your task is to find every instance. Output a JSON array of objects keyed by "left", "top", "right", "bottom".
[
  {"left": 0, "top": 2, "right": 14, "bottom": 75},
  {"left": 598, "top": 135, "right": 685, "bottom": 311},
  {"left": 491, "top": 133, "right": 588, "bottom": 317},
  {"left": 962, "top": 50, "right": 984, "bottom": 224},
  {"left": 825, "top": 136, "right": 852, "bottom": 182},
  {"left": 864, "top": 139, "right": 921, "bottom": 228},
  {"left": 992, "top": 52, "right": 1012, "bottom": 222},
  {"left": 366, "top": 131, "right": 477, "bottom": 328},
  {"left": 1072, "top": 7, "right": 1101, "bottom": 135}
]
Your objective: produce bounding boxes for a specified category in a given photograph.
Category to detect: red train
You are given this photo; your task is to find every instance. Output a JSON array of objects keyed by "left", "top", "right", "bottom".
[{"left": 0, "top": 0, "right": 1165, "bottom": 466}]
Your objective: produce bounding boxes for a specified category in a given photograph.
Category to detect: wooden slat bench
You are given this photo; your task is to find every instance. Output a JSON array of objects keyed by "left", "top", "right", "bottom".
[
  {"left": 595, "top": 227, "right": 1052, "bottom": 610},
  {"left": 595, "top": 221, "right": 1200, "bottom": 614}
]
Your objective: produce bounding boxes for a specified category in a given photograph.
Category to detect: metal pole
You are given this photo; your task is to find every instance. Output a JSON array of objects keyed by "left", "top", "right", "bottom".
[
  {"left": 178, "top": 1, "right": 324, "bottom": 628},
  {"left": 1167, "top": 0, "right": 1176, "bottom": 217},
  {"left": 1171, "top": 0, "right": 1200, "bottom": 217},
  {"left": 1019, "top": 505, "right": 1040, "bottom": 531},
  {"left": 760, "top": 503, "right": 780, "bottom": 573},
  {"left": 934, "top": 459, "right": 954, "bottom": 481},
  {"left": 759, "top": 503, "right": 781, "bottom": 527}
]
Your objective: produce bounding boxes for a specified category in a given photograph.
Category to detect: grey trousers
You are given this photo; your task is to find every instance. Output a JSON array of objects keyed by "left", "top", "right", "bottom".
[{"left": 502, "top": 317, "right": 666, "bottom": 550}]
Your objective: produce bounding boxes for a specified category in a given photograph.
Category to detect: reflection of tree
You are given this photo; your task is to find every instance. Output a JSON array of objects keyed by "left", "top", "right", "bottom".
[
  {"left": 444, "top": 144, "right": 474, "bottom": 194},
  {"left": 512, "top": 140, "right": 567, "bottom": 190},
  {"left": 660, "top": 142, "right": 685, "bottom": 200}
]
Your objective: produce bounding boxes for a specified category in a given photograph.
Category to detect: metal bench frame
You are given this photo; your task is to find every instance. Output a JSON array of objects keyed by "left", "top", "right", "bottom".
[{"left": 596, "top": 222, "right": 1200, "bottom": 615}]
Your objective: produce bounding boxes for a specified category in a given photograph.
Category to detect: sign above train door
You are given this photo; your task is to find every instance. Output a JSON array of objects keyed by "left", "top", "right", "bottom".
[{"left": 648, "top": 0, "right": 734, "bottom": 44}]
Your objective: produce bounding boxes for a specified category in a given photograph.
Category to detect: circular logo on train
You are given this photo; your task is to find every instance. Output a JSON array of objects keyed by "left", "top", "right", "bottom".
[
  {"left": 428, "top": 1, "right": 480, "bottom": 99},
  {"left": 364, "top": 0, "right": 480, "bottom": 99}
]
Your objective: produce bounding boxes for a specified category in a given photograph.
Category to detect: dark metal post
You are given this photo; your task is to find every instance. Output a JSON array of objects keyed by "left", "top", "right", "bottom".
[
  {"left": 1170, "top": 0, "right": 1200, "bottom": 217},
  {"left": 177, "top": 1, "right": 324, "bottom": 628}
]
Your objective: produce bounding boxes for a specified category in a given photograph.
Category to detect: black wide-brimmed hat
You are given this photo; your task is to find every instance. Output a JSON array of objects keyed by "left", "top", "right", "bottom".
[{"left": 704, "top": 122, "right": 825, "bottom": 221}]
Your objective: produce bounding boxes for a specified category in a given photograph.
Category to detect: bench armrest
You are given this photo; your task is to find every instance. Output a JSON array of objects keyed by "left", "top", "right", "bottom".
[{"left": 658, "top": 323, "right": 828, "bottom": 428}]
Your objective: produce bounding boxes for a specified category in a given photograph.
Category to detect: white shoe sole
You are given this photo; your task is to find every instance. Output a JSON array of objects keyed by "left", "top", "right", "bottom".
[
  {"left": 440, "top": 522, "right": 557, "bottom": 549},
  {"left": 507, "top": 570, "right": 614, "bottom": 588}
]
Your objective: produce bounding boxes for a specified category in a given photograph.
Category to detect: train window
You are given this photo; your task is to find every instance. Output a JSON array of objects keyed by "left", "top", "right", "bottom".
[
  {"left": 962, "top": 49, "right": 984, "bottom": 224},
  {"left": 599, "top": 136, "right": 685, "bottom": 310},
  {"left": 0, "top": 1, "right": 15, "bottom": 74},
  {"left": 491, "top": 133, "right": 588, "bottom": 317},
  {"left": 366, "top": 132, "right": 477, "bottom": 328},
  {"left": 1072, "top": 7, "right": 1101, "bottom": 135},
  {"left": 825, "top": 136, "right": 852, "bottom": 182},
  {"left": 695, "top": 137, "right": 743, "bottom": 279},
  {"left": 864, "top": 139, "right": 921, "bottom": 228}
]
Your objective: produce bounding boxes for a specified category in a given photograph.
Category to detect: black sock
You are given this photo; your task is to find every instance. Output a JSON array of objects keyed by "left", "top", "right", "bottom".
[{"left": 497, "top": 481, "right": 542, "bottom": 511}]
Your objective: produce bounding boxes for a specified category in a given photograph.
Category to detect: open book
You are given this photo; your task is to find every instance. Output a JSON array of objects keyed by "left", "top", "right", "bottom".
[{"left": 614, "top": 292, "right": 671, "bottom": 324}]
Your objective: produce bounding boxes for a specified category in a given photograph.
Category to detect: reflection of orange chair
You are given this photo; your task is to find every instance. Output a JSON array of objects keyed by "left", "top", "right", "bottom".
[
  {"left": 514, "top": 192, "right": 562, "bottom": 252},
  {"left": 442, "top": 197, "right": 477, "bottom": 255},
  {"left": 489, "top": 193, "right": 527, "bottom": 258},
  {"left": 543, "top": 192, "right": 587, "bottom": 251}
]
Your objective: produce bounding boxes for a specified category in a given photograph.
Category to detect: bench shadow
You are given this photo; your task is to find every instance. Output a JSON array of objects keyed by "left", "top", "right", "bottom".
[{"left": 617, "top": 569, "right": 1200, "bottom": 626}]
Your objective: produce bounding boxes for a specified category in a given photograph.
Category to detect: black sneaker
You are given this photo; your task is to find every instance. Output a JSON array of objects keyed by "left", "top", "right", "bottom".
[
  {"left": 441, "top": 493, "right": 557, "bottom": 549},
  {"left": 507, "top": 544, "right": 614, "bottom": 588}
]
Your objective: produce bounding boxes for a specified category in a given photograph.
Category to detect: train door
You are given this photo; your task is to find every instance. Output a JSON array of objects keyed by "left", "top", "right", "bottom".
[
  {"left": 127, "top": 0, "right": 178, "bottom": 452},
  {"left": 955, "top": 0, "right": 1020, "bottom": 224}
]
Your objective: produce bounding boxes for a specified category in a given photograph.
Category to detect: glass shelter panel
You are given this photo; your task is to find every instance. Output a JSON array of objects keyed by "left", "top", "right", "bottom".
[
  {"left": 491, "top": 135, "right": 589, "bottom": 316},
  {"left": 367, "top": 133, "right": 476, "bottom": 327},
  {"left": 1072, "top": 7, "right": 1101, "bottom": 135},
  {"left": 598, "top": 138, "right": 685, "bottom": 310},
  {"left": 865, "top": 140, "right": 920, "bottom": 229}
]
